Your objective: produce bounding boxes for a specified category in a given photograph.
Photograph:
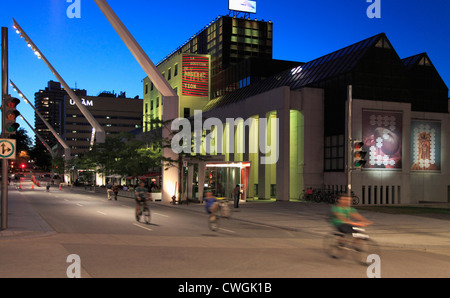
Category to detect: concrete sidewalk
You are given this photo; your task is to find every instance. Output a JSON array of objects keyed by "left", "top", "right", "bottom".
[
  {"left": 0, "top": 185, "right": 55, "bottom": 240},
  {"left": 2, "top": 185, "right": 450, "bottom": 251}
]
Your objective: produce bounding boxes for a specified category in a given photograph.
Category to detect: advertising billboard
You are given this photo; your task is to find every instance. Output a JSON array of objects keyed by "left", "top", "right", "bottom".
[
  {"left": 410, "top": 120, "right": 441, "bottom": 171},
  {"left": 229, "top": 0, "right": 257, "bottom": 14},
  {"left": 362, "top": 110, "right": 403, "bottom": 169},
  {"left": 182, "top": 55, "right": 210, "bottom": 97}
]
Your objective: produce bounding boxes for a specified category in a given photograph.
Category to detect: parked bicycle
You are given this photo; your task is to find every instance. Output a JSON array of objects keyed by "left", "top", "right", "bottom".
[{"left": 299, "top": 188, "right": 359, "bottom": 205}]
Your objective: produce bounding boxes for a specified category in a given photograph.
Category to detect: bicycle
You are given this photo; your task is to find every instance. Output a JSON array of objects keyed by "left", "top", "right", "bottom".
[
  {"left": 208, "top": 199, "right": 231, "bottom": 231},
  {"left": 323, "top": 226, "right": 379, "bottom": 265},
  {"left": 351, "top": 194, "right": 360, "bottom": 205},
  {"left": 136, "top": 200, "right": 151, "bottom": 224},
  {"left": 299, "top": 188, "right": 314, "bottom": 202}
]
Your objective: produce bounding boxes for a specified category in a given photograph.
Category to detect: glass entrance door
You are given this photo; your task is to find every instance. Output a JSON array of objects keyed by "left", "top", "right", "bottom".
[{"left": 204, "top": 162, "right": 250, "bottom": 200}]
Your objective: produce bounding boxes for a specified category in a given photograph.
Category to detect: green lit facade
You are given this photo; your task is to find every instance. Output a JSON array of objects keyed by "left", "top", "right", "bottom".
[{"left": 143, "top": 53, "right": 211, "bottom": 131}]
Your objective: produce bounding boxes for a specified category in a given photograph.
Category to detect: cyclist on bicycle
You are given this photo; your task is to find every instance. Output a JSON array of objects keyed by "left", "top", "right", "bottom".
[
  {"left": 135, "top": 181, "right": 151, "bottom": 221},
  {"left": 204, "top": 191, "right": 219, "bottom": 221},
  {"left": 330, "top": 195, "right": 372, "bottom": 234}
]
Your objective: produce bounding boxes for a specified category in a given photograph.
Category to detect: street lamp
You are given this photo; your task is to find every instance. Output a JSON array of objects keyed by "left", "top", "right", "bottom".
[{"left": 12, "top": 19, "right": 106, "bottom": 145}]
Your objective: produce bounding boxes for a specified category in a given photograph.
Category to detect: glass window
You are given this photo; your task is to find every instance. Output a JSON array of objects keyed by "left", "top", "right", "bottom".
[
  {"left": 324, "top": 134, "right": 345, "bottom": 171},
  {"left": 184, "top": 107, "right": 190, "bottom": 118}
]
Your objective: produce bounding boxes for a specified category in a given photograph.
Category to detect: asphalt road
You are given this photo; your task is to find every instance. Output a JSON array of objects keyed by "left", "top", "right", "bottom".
[{"left": 2, "top": 184, "right": 450, "bottom": 279}]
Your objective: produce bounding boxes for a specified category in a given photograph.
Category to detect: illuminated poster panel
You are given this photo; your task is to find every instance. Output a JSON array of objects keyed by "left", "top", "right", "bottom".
[
  {"left": 229, "top": 0, "right": 257, "bottom": 14},
  {"left": 362, "top": 110, "right": 402, "bottom": 169},
  {"left": 410, "top": 120, "right": 441, "bottom": 171},
  {"left": 182, "top": 55, "right": 210, "bottom": 97}
]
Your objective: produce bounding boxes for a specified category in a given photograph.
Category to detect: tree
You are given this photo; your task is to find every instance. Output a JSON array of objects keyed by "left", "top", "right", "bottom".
[
  {"left": 29, "top": 145, "right": 52, "bottom": 172},
  {"left": 52, "top": 156, "right": 65, "bottom": 175},
  {"left": 71, "top": 132, "right": 165, "bottom": 182},
  {"left": 10, "top": 128, "right": 32, "bottom": 153}
]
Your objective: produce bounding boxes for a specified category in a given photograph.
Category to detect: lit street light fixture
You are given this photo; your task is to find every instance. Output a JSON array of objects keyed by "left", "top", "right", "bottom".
[{"left": 12, "top": 18, "right": 106, "bottom": 144}]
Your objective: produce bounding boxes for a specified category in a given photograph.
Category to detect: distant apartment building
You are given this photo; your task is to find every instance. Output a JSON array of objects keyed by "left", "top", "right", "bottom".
[
  {"left": 35, "top": 81, "right": 142, "bottom": 157},
  {"left": 35, "top": 80, "right": 87, "bottom": 150}
]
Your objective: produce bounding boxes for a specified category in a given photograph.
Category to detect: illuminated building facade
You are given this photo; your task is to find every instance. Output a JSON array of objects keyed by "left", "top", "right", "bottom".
[
  {"left": 35, "top": 81, "right": 142, "bottom": 157},
  {"left": 143, "top": 53, "right": 211, "bottom": 130},
  {"left": 143, "top": 16, "right": 300, "bottom": 130},
  {"left": 63, "top": 93, "right": 142, "bottom": 157},
  {"left": 143, "top": 13, "right": 448, "bottom": 204},
  {"left": 189, "top": 33, "right": 449, "bottom": 204},
  {"left": 34, "top": 80, "right": 87, "bottom": 150}
]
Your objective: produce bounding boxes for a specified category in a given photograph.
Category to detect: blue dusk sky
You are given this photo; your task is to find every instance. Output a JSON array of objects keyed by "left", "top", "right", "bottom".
[{"left": 1, "top": 0, "right": 449, "bottom": 142}]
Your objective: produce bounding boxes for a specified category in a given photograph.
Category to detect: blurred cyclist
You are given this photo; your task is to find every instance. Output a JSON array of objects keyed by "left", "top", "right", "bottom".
[
  {"left": 135, "top": 181, "right": 151, "bottom": 221},
  {"left": 204, "top": 191, "right": 219, "bottom": 221},
  {"left": 330, "top": 195, "right": 372, "bottom": 234}
]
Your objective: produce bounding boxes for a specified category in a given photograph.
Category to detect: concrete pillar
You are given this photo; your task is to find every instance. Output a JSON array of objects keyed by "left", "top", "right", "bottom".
[{"left": 276, "top": 97, "right": 290, "bottom": 201}]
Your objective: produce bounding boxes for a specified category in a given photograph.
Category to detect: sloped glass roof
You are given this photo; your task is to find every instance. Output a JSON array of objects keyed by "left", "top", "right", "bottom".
[
  {"left": 202, "top": 33, "right": 388, "bottom": 112},
  {"left": 402, "top": 53, "right": 432, "bottom": 70}
]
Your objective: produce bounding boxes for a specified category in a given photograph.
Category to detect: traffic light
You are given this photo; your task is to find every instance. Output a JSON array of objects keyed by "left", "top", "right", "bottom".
[
  {"left": 353, "top": 140, "right": 367, "bottom": 169},
  {"left": 4, "top": 96, "right": 21, "bottom": 135}
]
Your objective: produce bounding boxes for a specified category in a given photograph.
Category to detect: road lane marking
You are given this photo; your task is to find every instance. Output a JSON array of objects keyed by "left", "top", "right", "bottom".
[
  {"left": 76, "top": 203, "right": 83, "bottom": 207},
  {"left": 219, "top": 227, "right": 235, "bottom": 233},
  {"left": 133, "top": 223, "right": 153, "bottom": 231},
  {"left": 154, "top": 212, "right": 168, "bottom": 217},
  {"left": 97, "top": 211, "right": 107, "bottom": 215}
]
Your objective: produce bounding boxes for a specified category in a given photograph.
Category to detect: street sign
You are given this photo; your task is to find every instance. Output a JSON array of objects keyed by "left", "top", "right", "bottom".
[{"left": 0, "top": 139, "right": 16, "bottom": 159}]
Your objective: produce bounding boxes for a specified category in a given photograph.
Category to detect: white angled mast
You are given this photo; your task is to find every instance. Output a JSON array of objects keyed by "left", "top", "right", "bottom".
[
  {"left": 10, "top": 80, "right": 71, "bottom": 160},
  {"left": 12, "top": 19, "right": 106, "bottom": 144},
  {"left": 93, "top": 0, "right": 180, "bottom": 203}
]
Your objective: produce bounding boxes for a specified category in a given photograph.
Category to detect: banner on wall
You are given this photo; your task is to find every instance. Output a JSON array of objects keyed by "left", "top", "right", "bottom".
[
  {"left": 362, "top": 110, "right": 402, "bottom": 169},
  {"left": 410, "top": 120, "right": 441, "bottom": 171},
  {"left": 182, "top": 55, "right": 210, "bottom": 97}
]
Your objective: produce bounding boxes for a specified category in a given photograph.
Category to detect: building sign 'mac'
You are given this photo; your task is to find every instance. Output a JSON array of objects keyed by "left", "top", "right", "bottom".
[{"left": 182, "top": 55, "right": 210, "bottom": 97}]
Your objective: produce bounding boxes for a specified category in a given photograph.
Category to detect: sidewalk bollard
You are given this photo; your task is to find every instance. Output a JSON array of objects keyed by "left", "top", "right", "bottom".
[
  {"left": 32, "top": 184, "right": 34, "bottom": 190},
  {"left": 59, "top": 184, "right": 62, "bottom": 190}
]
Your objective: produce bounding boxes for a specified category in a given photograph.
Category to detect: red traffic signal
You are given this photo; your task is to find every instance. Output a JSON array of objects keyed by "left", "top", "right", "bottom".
[
  {"left": 6, "top": 97, "right": 20, "bottom": 108},
  {"left": 353, "top": 140, "right": 367, "bottom": 169},
  {"left": 353, "top": 141, "right": 364, "bottom": 150}
]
